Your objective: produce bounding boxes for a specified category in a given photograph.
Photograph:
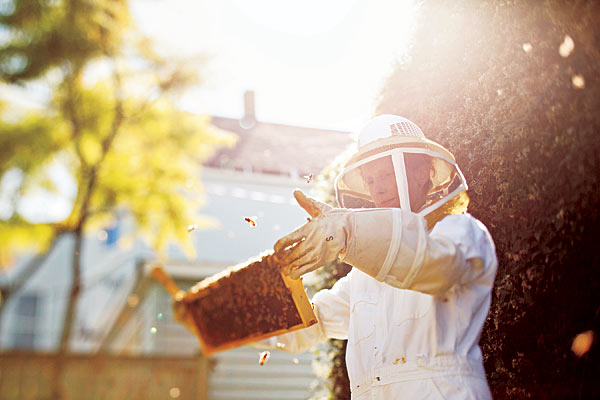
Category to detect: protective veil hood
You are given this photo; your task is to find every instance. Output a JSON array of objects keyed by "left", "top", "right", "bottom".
[{"left": 334, "top": 115, "right": 469, "bottom": 229}]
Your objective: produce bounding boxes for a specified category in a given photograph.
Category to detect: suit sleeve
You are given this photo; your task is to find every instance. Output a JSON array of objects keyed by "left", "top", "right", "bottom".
[{"left": 341, "top": 209, "right": 497, "bottom": 296}]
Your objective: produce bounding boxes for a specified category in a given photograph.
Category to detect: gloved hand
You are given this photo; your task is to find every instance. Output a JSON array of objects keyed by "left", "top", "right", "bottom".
[{"left": 274, "top": 190, "right": 353, "bottom": 279}]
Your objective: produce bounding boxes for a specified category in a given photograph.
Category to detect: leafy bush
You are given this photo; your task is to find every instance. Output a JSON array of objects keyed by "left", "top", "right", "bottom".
[
  {"left": 311, "top": 1, "right": 600, "bottom": 398},
  {"left": 377, "top": 0, "right": 600, "bottom": 398}
]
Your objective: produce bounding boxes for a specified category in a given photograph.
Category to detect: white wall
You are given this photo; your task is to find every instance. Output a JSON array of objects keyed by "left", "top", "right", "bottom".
[
  {"left": 1, "top": 168, "right": 321, "bottom": 353},
  {"left": 186, "top": 168, "right": 313, "bottom": 264}
]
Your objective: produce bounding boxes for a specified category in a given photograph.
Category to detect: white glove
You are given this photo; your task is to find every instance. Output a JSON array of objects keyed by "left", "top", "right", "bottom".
[{"left": 274, "top": 190, "right": 353, "bottom": 279}]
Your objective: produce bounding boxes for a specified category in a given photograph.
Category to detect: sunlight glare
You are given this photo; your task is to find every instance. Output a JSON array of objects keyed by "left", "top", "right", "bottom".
[
  {"left": 572, "top": 330, "right": 594, "bottom": 357},
  {"left": 132, "top": 0, "right": 418, "bottom": 131},
  {"left": 17, "top": 158, "right": 77, "bottom": 223},
  {"left": 559, "top": 35, "right": 574, "bottom": 58},
  {"left": 572, "top": 74, "right": 585, "bottom": 89}
]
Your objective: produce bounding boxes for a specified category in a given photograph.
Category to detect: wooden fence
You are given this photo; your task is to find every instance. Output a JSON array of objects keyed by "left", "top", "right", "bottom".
[{"left": 0, "top": 351, "right": 209, "bottom": 400}]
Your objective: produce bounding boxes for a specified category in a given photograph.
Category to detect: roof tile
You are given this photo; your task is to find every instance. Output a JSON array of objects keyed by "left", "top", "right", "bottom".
[{"left": 206, "top": 116, "right": 353, "bottom": 177}]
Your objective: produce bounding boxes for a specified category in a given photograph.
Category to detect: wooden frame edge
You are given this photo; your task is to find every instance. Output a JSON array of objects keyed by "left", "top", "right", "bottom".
[
  {"left": 281, "top": 273, "right": 318, "bottom": 328},
  {"left": 191, "top": 274, "right": 317, "bottom": 357}
]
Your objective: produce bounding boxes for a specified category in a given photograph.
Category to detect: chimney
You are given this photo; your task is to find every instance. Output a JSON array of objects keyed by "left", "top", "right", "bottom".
[{"left": 239, "top": 90, "right": 256, "bottom": 129}]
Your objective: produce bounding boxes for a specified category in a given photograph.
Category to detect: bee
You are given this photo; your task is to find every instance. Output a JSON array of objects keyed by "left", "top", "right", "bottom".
[
  {"left": 244, "top": 217, "right": 256, "bottom": 227},
  {"left": 187, "top": 224, "right": 198, "bottom": 232},
  {"left": 304, "top": 173, "right": 313, "bottom": 183},
  {"left": 259, "top": 351, "right": 270, "bottom": 365}
]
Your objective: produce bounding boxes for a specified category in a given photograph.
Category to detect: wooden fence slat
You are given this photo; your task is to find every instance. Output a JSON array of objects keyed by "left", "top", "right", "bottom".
[{"left": 0, "top": 352, "right": 208, "bottom": 400}]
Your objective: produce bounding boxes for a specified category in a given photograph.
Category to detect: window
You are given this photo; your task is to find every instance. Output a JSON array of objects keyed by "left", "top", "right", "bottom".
[
  {"left": 12, "top": 294, "right": 39, "bottom": 349},
  {"left": 17, "top": 294, "right": 38, "bottom": 317}
]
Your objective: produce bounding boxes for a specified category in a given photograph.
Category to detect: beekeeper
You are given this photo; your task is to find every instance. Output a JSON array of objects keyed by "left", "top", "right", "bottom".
[{"left": 265, "top": 115, "right": 498, "bottom": 399}]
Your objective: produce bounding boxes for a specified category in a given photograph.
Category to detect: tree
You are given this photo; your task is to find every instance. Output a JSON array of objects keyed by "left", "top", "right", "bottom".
[{"left": 0, "top": 0, "right": 234, "bottom": 398}]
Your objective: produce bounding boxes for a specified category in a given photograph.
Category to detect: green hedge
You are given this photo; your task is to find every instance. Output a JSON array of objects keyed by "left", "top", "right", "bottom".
[
  {"left": 378, "top": 0, "right": 600, "bottom": 398},
  {"left": 312, "top": 1, "right": 600, "bottom": 398}
]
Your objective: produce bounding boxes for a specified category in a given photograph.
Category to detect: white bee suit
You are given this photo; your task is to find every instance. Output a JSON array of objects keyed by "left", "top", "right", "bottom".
[
  {"left": 261, "top": 210, "right": 497, "bottom": 399},
  {"left": 259, "top": 115, "right": 498, "bottom": 399}
]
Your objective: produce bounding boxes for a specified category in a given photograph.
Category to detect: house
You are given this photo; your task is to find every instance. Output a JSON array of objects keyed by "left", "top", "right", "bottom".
[{"left": 0, "top": 91, "right": 354, "bottom": 399}]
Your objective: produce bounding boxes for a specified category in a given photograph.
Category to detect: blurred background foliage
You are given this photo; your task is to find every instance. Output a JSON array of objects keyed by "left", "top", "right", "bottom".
[
  {"left": 310, "top": 0, "right": 600, "bottom": 398},
  {"left": 0, "top": 0, "right": 129, "bottom": 82},
  {"left": 0, "top": 0, "right": 234, "bottom": 259},
  {"left": 0, "top": 0, "right": 234, "bottom": 397}
]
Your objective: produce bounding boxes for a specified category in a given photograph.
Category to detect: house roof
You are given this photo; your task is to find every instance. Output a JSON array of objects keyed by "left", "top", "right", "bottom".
[{"left": 206, "top": 116, "right": 354, "bottom": 178}]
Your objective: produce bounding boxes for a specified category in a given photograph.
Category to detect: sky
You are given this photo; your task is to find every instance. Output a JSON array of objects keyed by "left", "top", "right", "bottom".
[
  {"left": 131, "top": 0, "right": 417, "bottom": 132},
  {"left": 0, "top": 0, "right": 419, "bottom": 223}
]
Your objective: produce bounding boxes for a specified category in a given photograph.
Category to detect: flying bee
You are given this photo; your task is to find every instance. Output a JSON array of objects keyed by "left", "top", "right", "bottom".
[
  {"left": 187, "top": 224, "right": 198, "bottom": 232},
  {"left": 259, "top": 351, "right": 270, "bottom": 365}
]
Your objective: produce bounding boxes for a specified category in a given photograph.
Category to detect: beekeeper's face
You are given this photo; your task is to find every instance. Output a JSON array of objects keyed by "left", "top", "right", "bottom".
[
  {"left": 361, "top": 154, "right": 432, "bottom": 211},
  {"left": 361, "top": 156, "right": 400, "bottom": 208}
]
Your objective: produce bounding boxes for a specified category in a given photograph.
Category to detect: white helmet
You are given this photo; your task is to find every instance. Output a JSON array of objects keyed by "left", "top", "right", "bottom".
[{"left": 335, "top": 115, "right": 469, "bottom": 227}]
